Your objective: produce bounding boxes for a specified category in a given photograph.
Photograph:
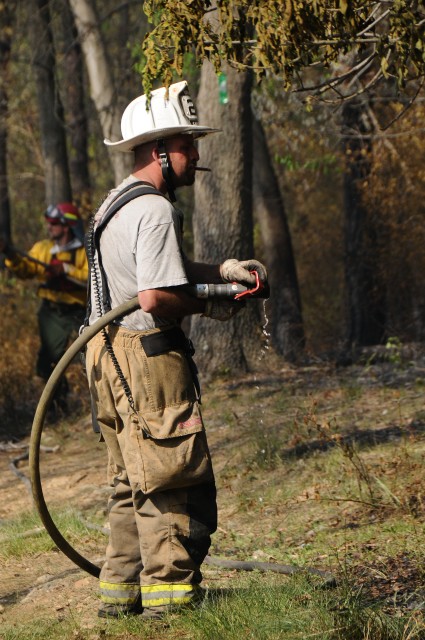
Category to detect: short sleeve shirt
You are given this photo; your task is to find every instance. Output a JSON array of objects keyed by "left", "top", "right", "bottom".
[{"left": 89, "top": 176, "right": 188, "bottom": 330}]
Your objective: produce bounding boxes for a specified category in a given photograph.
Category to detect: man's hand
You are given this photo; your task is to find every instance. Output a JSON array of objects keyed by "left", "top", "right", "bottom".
[
  {"left": 202, "top": 299, "right": 244, "bottom": 321},
  {"left": 220, "top": 258, "right": 268, "bottom": 286},
  {"left": 46, "top": 258, "right": 65, "bottom": 277}
]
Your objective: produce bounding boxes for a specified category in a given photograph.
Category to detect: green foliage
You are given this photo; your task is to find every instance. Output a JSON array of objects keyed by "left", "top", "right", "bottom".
[
  {"left": 275, "top": 152, "right": 339, "bottom": 175},
  {"left": 385, "top": 337, "right": 403, "bottom": 366},
  {"left": 184, "top": 574, "right": 337, "bottom": 639},
  {"left": 1, "top": 619, "right": 79, "bottom": 640},
  {"left": 141, "top": 2, "right": 425, "bottom": 96}
]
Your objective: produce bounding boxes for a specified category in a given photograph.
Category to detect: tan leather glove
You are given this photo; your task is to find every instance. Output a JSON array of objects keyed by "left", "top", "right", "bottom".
[
  {"left": 202, "top": 299, "right": 244, "bottom": 321},
  {"left": 220, "top": 258, "right": 268, "bottom": 286}
]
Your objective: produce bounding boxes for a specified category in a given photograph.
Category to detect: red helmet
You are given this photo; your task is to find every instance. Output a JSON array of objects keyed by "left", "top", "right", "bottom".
[
  {"left": 45, "top": 203, "right": 84, "bottom": 241},
  {"left": 45, "top": 203, "right": 80, "bottom": 226}
]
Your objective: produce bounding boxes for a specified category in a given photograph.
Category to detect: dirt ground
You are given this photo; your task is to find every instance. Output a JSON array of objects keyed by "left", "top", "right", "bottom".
[
  {"left": 1, "top": 351, "right": 425, "bottom": 633},
  {"left": 0, "top": 400, "right": 242, "bottom": 630},
  {"left": 0, "top": 412, "right": 108, "bottom": 627}
]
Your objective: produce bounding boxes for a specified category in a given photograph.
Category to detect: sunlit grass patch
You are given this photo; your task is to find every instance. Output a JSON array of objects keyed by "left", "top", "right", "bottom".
[
  {"left": 1, "top": 618, "right": 79, "bottom": 640},
  {"left": 180, "top": 573, "right": 424, "bottom": 640},
  {"left": 1, "top": 573, "right": 423, "bottom": 640},
  {"left": 0, "top": 508, "right": 103, "bottom": 560}
]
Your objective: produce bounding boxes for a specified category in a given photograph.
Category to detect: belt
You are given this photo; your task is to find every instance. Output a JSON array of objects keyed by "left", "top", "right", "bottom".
[
  {"left": 140, "top": 327, "right": 200, "bottom": 400},
  {"left": 140, "top": 327, "right": 195, "bottom": 357}
]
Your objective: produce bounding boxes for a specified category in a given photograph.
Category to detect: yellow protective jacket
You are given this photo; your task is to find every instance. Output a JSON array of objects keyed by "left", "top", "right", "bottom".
[{"left": 5, "top": 239, "right": 88, "bottom": 306}]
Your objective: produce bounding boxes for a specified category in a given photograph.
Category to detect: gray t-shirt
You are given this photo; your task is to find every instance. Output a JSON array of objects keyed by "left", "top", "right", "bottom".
[{"left": 89, "top": 175, "right": 188, "bottom": 330}]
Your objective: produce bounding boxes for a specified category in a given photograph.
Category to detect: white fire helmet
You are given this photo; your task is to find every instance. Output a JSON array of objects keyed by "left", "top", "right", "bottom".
[{"left": 104, "top": 80, "right": 220, "bottom": 152}]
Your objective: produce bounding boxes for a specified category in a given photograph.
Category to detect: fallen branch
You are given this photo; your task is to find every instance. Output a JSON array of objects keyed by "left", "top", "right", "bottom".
[
  {"left": 0, "top": 441, "right": 30, "bottom": 452},
  {"left": 9, "top": 445, "right": 60, "bottom": 497},
  {"left": 73, "top": 513, "right": 337, "bottom": 587},
  {"left": 10, "top": 527, "right": 45, "bottom": 539},
  {"left": 9, "top": 451, "right": 32, "bottom": 494},
  {"left": 204, "top": 555, "right": 336, "bottom": 587}
]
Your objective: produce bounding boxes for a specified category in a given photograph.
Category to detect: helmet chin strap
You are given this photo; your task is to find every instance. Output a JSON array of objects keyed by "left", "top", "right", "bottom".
[{"left": 157, "top": 139, "right": 176, "bottom": 202}]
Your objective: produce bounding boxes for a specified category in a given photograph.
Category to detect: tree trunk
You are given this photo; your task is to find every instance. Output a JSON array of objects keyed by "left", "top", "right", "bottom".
[
  {"left": 190, "top": 63, "right": 263, "bottom": 375},
  {"left": 253, "top": 116, "right": 304, "bottom": 360},
  {"left": 30, "top": 0, "right": 72, "bottom": 205},
  {"left": 59, "top": 0, "right": 91, "bottom": 210},
  {"left": 0, "top": 2, "right": 13, "bottom": 242},
  {"left": 68, "top": 0, "right": 132, "bottom": 184},
  {"left": 342, "top": 98, "right": 386, "bottom": 348}
]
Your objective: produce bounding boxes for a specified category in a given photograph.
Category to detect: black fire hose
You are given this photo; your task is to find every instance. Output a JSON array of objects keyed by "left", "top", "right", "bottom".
[
  {"left": 29, "top": 294, "right": 336, "bottom": 586},
  {"left": 29, "top": 296, "right": 140, "bottom": 578}
]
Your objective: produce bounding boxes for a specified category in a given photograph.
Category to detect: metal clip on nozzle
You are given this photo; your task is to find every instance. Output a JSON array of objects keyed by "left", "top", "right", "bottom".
[{"left": 234, "top": 270, "right": 267, "bottom": 300}]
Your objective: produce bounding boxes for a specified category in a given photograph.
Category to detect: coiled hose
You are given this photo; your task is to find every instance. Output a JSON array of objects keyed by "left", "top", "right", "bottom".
[
  {"left": 29, "top": 296, "right": 140, "bottom": 578},
  {"left": 29, "top": 297, "right": 336, "bottom": 585}
]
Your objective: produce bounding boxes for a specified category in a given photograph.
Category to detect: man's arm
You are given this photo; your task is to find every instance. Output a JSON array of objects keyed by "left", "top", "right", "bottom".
[
  {"left": 139, "top": 257, "right": 268, "bottom": 320},
  {"left": 3, "top": 241, "right": 47, "bottom": 280},
  {"left": 63, "top": 246, "right": 89, "bottom": 284},
  {"left": 183, "top": 258, "right": 222, "bottom": 285},
  {"left": 138, "top": 287, "right": 206, "bottom": 317}
]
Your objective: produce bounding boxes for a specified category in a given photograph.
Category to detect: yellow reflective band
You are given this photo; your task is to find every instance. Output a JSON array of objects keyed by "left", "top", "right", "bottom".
[
  {"left": 99, "top": 581, "right": 140, "bottom": 605},
  {"left": 141, "top": 583, "right": 199, "bottom": 607},
  {"left": 142, "top": 584, "right": 195, "bottom": 594}
]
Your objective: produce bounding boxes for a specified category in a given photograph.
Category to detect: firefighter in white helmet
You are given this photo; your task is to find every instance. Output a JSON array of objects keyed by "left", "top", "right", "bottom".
[{"left": 84, "top": 80, "right": 267, "bottom": 619}]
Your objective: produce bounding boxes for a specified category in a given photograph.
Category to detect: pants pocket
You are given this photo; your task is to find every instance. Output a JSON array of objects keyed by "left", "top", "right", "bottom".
[
  {"left": 142, "top": 349, "right": 196, "bottom": 411},
  {"left": 134, "top": 402, "right": 214, "bottom": 494}
]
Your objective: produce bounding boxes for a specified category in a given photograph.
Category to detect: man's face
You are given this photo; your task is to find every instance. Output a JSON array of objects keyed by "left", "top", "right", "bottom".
[
  {"left": 46, "top": 218, "right": 70, "bottom": 242},
  {"left": 165, "top": 134, "right": 200, "bottom": 187}
]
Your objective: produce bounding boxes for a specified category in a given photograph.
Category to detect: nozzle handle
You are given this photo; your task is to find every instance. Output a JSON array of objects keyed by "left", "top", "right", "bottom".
[
  {"left": 185, "top": 276, "right": 269, "bottom": 300},
  {"left": 185, "top": 283, "right": 248, "bottom": 299}
]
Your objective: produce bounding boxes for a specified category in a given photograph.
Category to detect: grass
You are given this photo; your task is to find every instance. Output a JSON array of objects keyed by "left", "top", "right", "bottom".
[
  {"left": 2, "top": 458, "right": 420, "bottom": 640},
  {"left": 1, "top": 573, "right": 423, "bottom": 640},
  {"left": 1, "top": 345, "right": 424, "bottom": 639},
  {"left": 0, "top": 509, "right": 103, "bottom": 560}
]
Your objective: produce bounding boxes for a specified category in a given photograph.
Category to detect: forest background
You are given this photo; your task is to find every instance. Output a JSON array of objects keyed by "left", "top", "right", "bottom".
[
  {"left": 0, "top": 0, "right": 425, "bottom": 432},
  {"left": 0, "top": 0, "right": 424, "bottom": 436},
  {"left": 0, "top": 3, "right": 424, "bottom": 639},
  {"left": 1, "top": 1, "right": 425, "bottom": 432}
]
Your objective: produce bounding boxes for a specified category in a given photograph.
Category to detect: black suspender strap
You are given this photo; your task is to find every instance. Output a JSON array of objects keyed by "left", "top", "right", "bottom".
[
  {"left": 84, "top": 181, "right": 168, "bottom": 418},
  {"left": 84, "top": 181, "right": 166, "bottom": 323},
  {"left": 96, "top": 182, "right": 164, "bottom": 234},
  {"left": 83, "top": 181, "right": 201, "bottom": 422}
]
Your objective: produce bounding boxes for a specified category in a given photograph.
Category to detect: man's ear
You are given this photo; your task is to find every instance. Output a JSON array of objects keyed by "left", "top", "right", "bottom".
[{"left": 152, "top": 145, "right": 161, "bottom": 164}]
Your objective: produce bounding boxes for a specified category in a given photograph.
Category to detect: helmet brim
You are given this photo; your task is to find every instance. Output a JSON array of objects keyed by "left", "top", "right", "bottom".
[{"left": 104, "top": 125, "right": 221, "bottom": 152}]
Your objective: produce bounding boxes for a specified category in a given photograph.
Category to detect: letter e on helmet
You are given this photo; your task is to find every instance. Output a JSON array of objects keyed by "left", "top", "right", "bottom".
[{"left": 104, "top": 81, "right": 220, "bottom": 152}]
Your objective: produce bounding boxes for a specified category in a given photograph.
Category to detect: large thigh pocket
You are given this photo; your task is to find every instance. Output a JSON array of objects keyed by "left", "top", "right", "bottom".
[
  {"left": 141, "top": 349, "right": 196, "bottom": 412},
  {"left": 133, "top": 401, "right": 214, "bottom": 494}
]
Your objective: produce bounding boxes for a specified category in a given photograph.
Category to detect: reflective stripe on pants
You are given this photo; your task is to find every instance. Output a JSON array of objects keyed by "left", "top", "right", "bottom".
[
  {"left": 141, "top": 583, "right": 202, "bottom": 607},
  {"left": 85, "top": 328, "right": 217, "bottom": 607},
  {"left": 99, "top": 581, "right": 140, "bottom": 606}
]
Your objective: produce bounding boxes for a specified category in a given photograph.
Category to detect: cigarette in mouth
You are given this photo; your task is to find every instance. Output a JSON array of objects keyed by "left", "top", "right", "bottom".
[{"left": 195, "top": 167, "right": 211, "bottom": 172}]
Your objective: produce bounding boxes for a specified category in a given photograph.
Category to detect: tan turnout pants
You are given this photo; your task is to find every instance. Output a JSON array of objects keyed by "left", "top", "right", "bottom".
[{"left": 85, "top": 326, "right": 217, "bottom": 610}]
